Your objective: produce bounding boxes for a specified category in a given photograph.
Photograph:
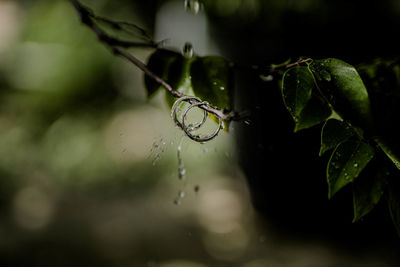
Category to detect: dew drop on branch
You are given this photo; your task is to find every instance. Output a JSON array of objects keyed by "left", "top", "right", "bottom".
[
  {"left": 182, "top": 42, "right": 194, "bottom": 58},
  {"left": 184, "top": 0, "right": 200, "bottom": 15}
]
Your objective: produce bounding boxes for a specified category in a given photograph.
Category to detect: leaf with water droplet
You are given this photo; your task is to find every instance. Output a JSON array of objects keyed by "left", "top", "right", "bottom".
[
  {"left": 320, "top": 119, "right": 355, "bottom": 156},
  {"left": 282, "top": 66, "right": 331, "bottom": 132},
  {"left": 309, "top": 58, "right": 373, "bottom": 128},
  {"left": 282, "top": 66, "right": 313, "bottom": 120},
  {"left": 294, "top": 94, "right": 332, "bottom": 132},
  {"left": 190, "top": 56, "right": 234, "bottom": 130},
  {"left": 353, "top": 162, "right": 388, "bottom": 222},
  {"left": 327, "top": 140, "right": 375, "bottom": 199}
]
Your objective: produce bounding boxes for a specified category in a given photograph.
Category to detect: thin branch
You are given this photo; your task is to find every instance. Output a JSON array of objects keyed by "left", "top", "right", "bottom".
[
  {"left": 285, "top": 58, "right": 313, "bottom": 69},
  {"left": 230, "top": 58, "right": 313, "bottom": 76},
  {"left": 70, "top": 0, "right": 249, "bottom": 122},
  {"left": 70, "top": 0, "right": 156, "bottom": 48}
]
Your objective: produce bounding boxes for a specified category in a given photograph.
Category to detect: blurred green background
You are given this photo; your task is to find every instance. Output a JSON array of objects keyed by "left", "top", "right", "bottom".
[{"left": 0, "top": 0, "right": 400, "bottom": 266}]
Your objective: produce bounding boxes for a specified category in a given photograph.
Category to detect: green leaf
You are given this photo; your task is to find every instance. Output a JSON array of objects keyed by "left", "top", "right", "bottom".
[
  {"left": 294, "top": 96, "right": 332, "bottom": 132},
  {"left": 387, "top": 180, "right": 400, "bottom": 237},
  {"left": 144, "top": 49, "right": 189, "bottom": 99},
  {"left": 281, "top": 66, "right": 331, "bottom": 132},
  {"left": 320, "top": 119, "right": 354, "bottom": 156},
  {"left": 164, "top": 56, "right": 194, "bottom": 109},
  {"left": 309, "top": 58, "right": 373, "bottom": 128},
  {"left": 190, "top": 56, "right": 234, "bottom": 111},
  {"left": 327, "top": 140, "right": 375, "bottom": 199},
  {"left": 374, "top": 137, "right": 400, "bottom": 170},
  {"left": 353, "top": 164, "right": 388, "bottom": 222},
  {"left": 281, "top": 66, "right": 313, "bottom": 121}
]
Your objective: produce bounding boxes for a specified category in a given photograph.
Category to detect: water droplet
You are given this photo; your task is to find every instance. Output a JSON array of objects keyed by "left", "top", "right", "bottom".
[
  {"left": 194, "top": 185, "right": 200, "bottom": 193},
  {"left": 173, "top": 199, "right": 181, "bottom": 205},
  {"left": 244, "top": 119, "right": 251, "bottom": 125},
  {"left": 321, "top": 70, "right": 331, "bottom": 82},
  {"left": 184, "top": 0, "right": 200, "bottom": 15},
  {"left": 353, "top": 163, "right": 358, "bottom": 168},
  {"left": 178, "top": 191, "right": 185, "bottom": 198},
  {"left": 219, "top": 86, "right": 225, "bottom": 90},
  {"left": 259, "top": 74, "right": 274, "bottom": 82},
  {"left": 178, "top": 166, "right": 186, "bottom": 179},
  {"left": 182, "top": 42, "right": 194, "bottom": 58}
]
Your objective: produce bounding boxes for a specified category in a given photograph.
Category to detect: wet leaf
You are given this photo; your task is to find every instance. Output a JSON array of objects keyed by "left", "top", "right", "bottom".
[
  {"left": 190, "top": 56, "right": 234, "bottom": 111},
  {"left": 281, "top": 66, "right": 313, "bottom": 121},
  {"left": 144, "top": 49, "right": 188, "bottom": 99},
  {"left": 282, "top": 66, "right": 331, "bottom": 132},
  {"left": 320, "top": 119, "right": 354, "bottom": 156},
  {"left": 327, "top": 140, "right": 375, "bottom": 199},
  {"left": 353, "top": 163, "right": 388, "bottom": 222},
  {"left": 164, "top": 56, "right": 193, "bottom": 109},
  {"left": 309, "top": 58, "right": 372, "bottom": 128},
  {"left": 294, "top": 96, "right": 331, "bottom": 132}
]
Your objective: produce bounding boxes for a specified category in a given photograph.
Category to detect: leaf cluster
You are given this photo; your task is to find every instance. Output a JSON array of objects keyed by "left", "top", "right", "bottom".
[{"left": 281, "top": 58, "right": 400, "bottom": 232}]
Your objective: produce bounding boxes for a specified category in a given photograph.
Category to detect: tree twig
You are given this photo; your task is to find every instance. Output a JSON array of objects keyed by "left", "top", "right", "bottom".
[{"left": 70, "top": 0, "right": 249, "bottom": 122}]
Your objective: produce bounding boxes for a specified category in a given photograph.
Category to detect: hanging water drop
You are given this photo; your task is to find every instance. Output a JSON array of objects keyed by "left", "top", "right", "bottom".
[
  {"left": 219, "top": 86, "right": 225, "bottom": 91},
  {"left": 178, "top": 190, "right": 185, "bottom": 198},
  {"left": 178, "top": 165, "right": 186, "bottom": 179},
  {"left": 194, "top": 185, "right": 200, "bottom": 193},
  {"left": 182, "top": 42, "right": 194, "bottom": 58},
  {"left": 353, "top": 163, "right": 358, "bottom": 168},
  {"left": 184, "top": 0, "right": 200, "bottom": 15},
  {"left": 177, "top": 136, "right": 186, "bottom": 180}
]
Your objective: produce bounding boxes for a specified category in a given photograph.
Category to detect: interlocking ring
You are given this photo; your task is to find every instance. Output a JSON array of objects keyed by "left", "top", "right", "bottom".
[
  {"left": 171, "top": 96, "right": 207, "bottom": 130},
  {"left": 181, "top": 101, "right": 222, "bottom": 142}
]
